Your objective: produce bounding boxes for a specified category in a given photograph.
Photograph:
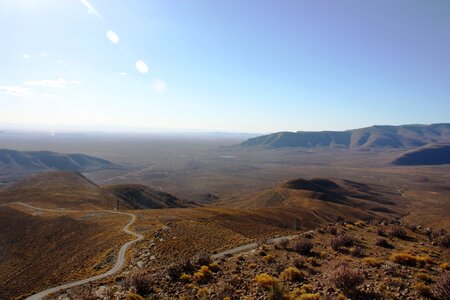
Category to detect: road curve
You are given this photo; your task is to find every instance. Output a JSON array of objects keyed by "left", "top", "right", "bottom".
[
  {"left": 211, "top": 234, "right": 299, "bottom": 259},
  {"left": 9, "top": 202, "right": 300, "bottom": 299},
  {"left": 7, "top": 203, "right": 144, "bottom": 300}
]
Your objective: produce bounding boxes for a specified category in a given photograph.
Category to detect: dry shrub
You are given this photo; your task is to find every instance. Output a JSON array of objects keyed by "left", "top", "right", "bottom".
[
  {"left": 124, "top": 272, "right": 153, "bottom": 295},
  {"left": 293, "top": 238, "right": 314, "bottom": 255},
  {"left": 193, "top": 265, "right": 212, "bottom": 283},
  {"left": 376, "top": 226, "right": 386, "bottom": 236},
  {"left": 354, "top": 220, "right": 366, "bottom": 227},
  {"left": 375, "top": 238, "right": 391, "bottom": 248},
  {"left": 264, "top": 254, "right": 276, "bottom": 263},
  {"left": 194, "top": 253, "right": 211, "bottom": 267},
  {"left": 306, "top": 257, "right": 320, "bottom": 266},
  {"left": 326, "top": 226, "right": 338, "bottom": 235},
  {"left": 125, "top": 293, "right": 144, "bottom": 300},
  {"left": 267, "top": 284, "right": 288, "bottom": 300},
  {"left": 438, "top": 233, "right": 450, "bottom": 248},
  {"left": 167, "top": 258, "right": 194, "bottom": 280},
  {"left": 74, "top": 286, "right": 97, "bottom": 300},
  {"left": 416, "top": 271, "right": 433, "bottom": 282},
  {"left": 432, "top": 272, "right": 450, "bottom": 299},
  {"left": 180, "top": 273, "right": 192, "bottom": 282},
  {"left": 276, "top": 238, "right": 289, "bottom": 250},
  {"left": 391, "top": 252, "right": 432, "bottom": 267},
  {"left": 391, "top": 252, "right": 417, "bottom": 266},
  {"left": 387, "top": 225, "right": 407, "bottom": 238},
  {"left": 197, "top": 287, "right": 210, "bottom": 299},
  {"left": 328, "top": 261, "right": 364, "bottom": 294},
  {"left": 349, "top": 245, "right": 364, "bottom": 257},
  {"left": 297, "top": 294, "right": 320, "bottom": 300},
  {"left": 413, "top": 282, "right": 432, "bottom": 298},
  {"left": 362, "top": 257, "right": 382, "bottom": 267},
  {"left": 293, "top": 257, "right": 305, "bottom": 269},
  {"left": 440, "top": 262, "right": 450, "bottom": 270},
  {"left": 280, "top": 266, "right": 304, "bottom": 282},
  {"left": 255, "top": 273, "right": 279, "bottom": 288},
  {"left": 209, "top": 261, "right": 220, "bottom": 272},
  {"left": 248, "top": 262, "right": 257, "bottom": 269},
  {"left": 331, "top": 233, "right": 356, "bottom": 251}
]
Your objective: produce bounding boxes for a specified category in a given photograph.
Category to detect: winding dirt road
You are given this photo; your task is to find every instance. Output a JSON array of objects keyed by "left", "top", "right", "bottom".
[
  {"left": 7, "top": 203, "right": 143, "bottom": 300},
  {"left": 7, "top": 202, "right": 300, "bottom": 299}
]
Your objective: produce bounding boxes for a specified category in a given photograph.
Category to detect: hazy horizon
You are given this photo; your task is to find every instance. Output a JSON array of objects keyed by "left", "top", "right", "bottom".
[{"left": 1, "top": 0, "right": 449, "bottom": 132}]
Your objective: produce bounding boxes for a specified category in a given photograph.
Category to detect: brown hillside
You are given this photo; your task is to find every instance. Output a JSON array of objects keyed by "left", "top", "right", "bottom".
[
  {"left": 107, "top": 184, "right": 197, "bottom": 209},
  {"left": 0, "top": 171, "right": 191, "bottom": 210},
  {"left": 222, "top": 178, "right": 407, "bottom": 225},
  {"left": 0, "top": 206, "right": 129, "bottom": 300},
  {"left": 0, "top": 171, "right": 123, "bottom": 209}
]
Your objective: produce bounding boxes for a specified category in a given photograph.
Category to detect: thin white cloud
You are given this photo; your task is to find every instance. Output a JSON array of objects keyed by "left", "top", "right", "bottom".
[
  {"left": 24, "top": 78, "right": 81, "bottom": 89},
  {"left": 80, "top": 0, "right": 105, "bottom": 22},
  {"left": 106, "top": 30, "right": 120, "bottom": 44},
  {"left": 41, "top": 93, "right": 55, "bottom": 97},
  {"left": 0, "top": 85, "right": 35, "bottom": 97},
  {"left": 152, "top": 78, "right": 167, "bottom": 93},
  {"left": 23, "top": 54, "right": 31, "bottom": 59},
  {"left": 57, "top": 59, "right": 64, "bottom": 63},
  {"left": 41, "top": 52, "right": 48, "bottom": 57},
  {"left": 119, "top": 72, "right": 127, "bottom": 76},
  {"left": 135, "top": 60, "right": 149, "bottom": 74}
]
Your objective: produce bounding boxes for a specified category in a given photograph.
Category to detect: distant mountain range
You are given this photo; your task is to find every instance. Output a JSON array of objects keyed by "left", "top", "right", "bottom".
[
  {"left": 0, "top": 149, "right": 117, "bottom": 171},
  {"left": 239, "top": 123, "right": 450, "bottom": 149}
]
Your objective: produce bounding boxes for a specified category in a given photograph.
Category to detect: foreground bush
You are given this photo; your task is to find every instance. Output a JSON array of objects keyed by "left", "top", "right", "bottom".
[
  {"left": 167, "top": 258, "right": 194, "bottom": 280},
  {"left": 255, "top": 273, "right": 279, "bottom": 288},
  {"left": 331, "top": 233, "right": 356, "bottom": 251},
  {"left": 362, "top": 257, "right": 382, "bottom": 267},
  {"left": 194, "top": 253, "right": 212, "bottom": 267},
  {"left": 293, "top": 238, "right": 314, "bottom": 255},
  {"left": 391, "top": 252, "right": 432, "bottom": 267},
  {"left": 349, "top": 245, "right": 364, "bottom": 257},
  {"left": 267, "top": 283, "right": 287, "bottom": 300},
  {"left": 375, "top": 238, "right": 392, "bottom": 248},
  {"left": 125, "top": 293, "right": 144, "bottom": 300},
  {"left": 124, "top": 272, "right": 154, "bottom": 296},
  {"left": 438, "top": 233, "right": 450, "bottom": 248},
  {"left": 413, "top": 282, "right": 432, "bottom": 298},
  {"left": 387, "top": 225, "right": 407, "bottom": 238},
  {"left": 280, "top": 266, "right": 304, "bottom": 282},
  {"left": 329, "top": 261, "right": 364, "bottom": 294},
  {"left": 193, "top": 265, "right": 212, "bottom": 283},
  {"left": 432, "top": 272, "right": 450, "bottom": 299}
]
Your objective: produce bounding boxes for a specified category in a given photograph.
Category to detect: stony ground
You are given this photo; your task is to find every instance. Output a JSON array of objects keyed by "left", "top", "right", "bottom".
[{"left": 53, "top": 219, "right": 450, "bottom": 300}]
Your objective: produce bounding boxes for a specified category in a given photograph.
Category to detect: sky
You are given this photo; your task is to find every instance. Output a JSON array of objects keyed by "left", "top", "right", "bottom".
[{"left": 0, "top": 0, "right": 449, "bottom": 133}]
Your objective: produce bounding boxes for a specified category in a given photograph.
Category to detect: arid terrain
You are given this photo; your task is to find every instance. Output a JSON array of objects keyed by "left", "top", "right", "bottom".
[{"left": 0, "top": 126, "right": 449, "bottom": 299}]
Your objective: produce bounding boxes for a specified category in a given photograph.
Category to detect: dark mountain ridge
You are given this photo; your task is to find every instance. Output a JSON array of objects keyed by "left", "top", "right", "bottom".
[
  {"left": 392, "top": 143, "right": 450, "bottom": 165},
  {"left": 0, "top": 149, "right": 117, "bottom": 171},
  {"left": 240, "top": 123, "right": 450, "bottom": 149}
]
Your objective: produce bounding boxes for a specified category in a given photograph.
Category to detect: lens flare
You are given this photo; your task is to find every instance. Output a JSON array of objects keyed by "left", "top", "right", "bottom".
[
  {"left": 135, "top": 60, "right": 149, "bottom": 74},
  {"left": 106, "top": 30, "right": 120, "bottom": 44}
]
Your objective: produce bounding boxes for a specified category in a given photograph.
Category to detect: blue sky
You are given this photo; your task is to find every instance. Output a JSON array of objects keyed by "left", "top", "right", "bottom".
[{"left": 0, "top": 0, "right": 449, "bottom": 133}]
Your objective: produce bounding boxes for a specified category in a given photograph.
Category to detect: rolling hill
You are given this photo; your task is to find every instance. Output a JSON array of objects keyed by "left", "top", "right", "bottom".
[
  {"left": 222, "top": 177, "right": 407, "bottom": 228},
  {"left": 392, "top": 143, "right": 450, "bottom": 165},
  {"left": 0, "top": 148, "right": 117, "bottom": 171},
  {"left": 107, "top": 184, "right": 197, "bottom": 209},
  {"left": 239, "top": 123, "right": 450, "bottom": 149},
  {"left": 0, "top": 171, "right": 192, "bottom": 210},
  {"left": 0, "top": 206, "right": 129, "bottom": 300}
]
